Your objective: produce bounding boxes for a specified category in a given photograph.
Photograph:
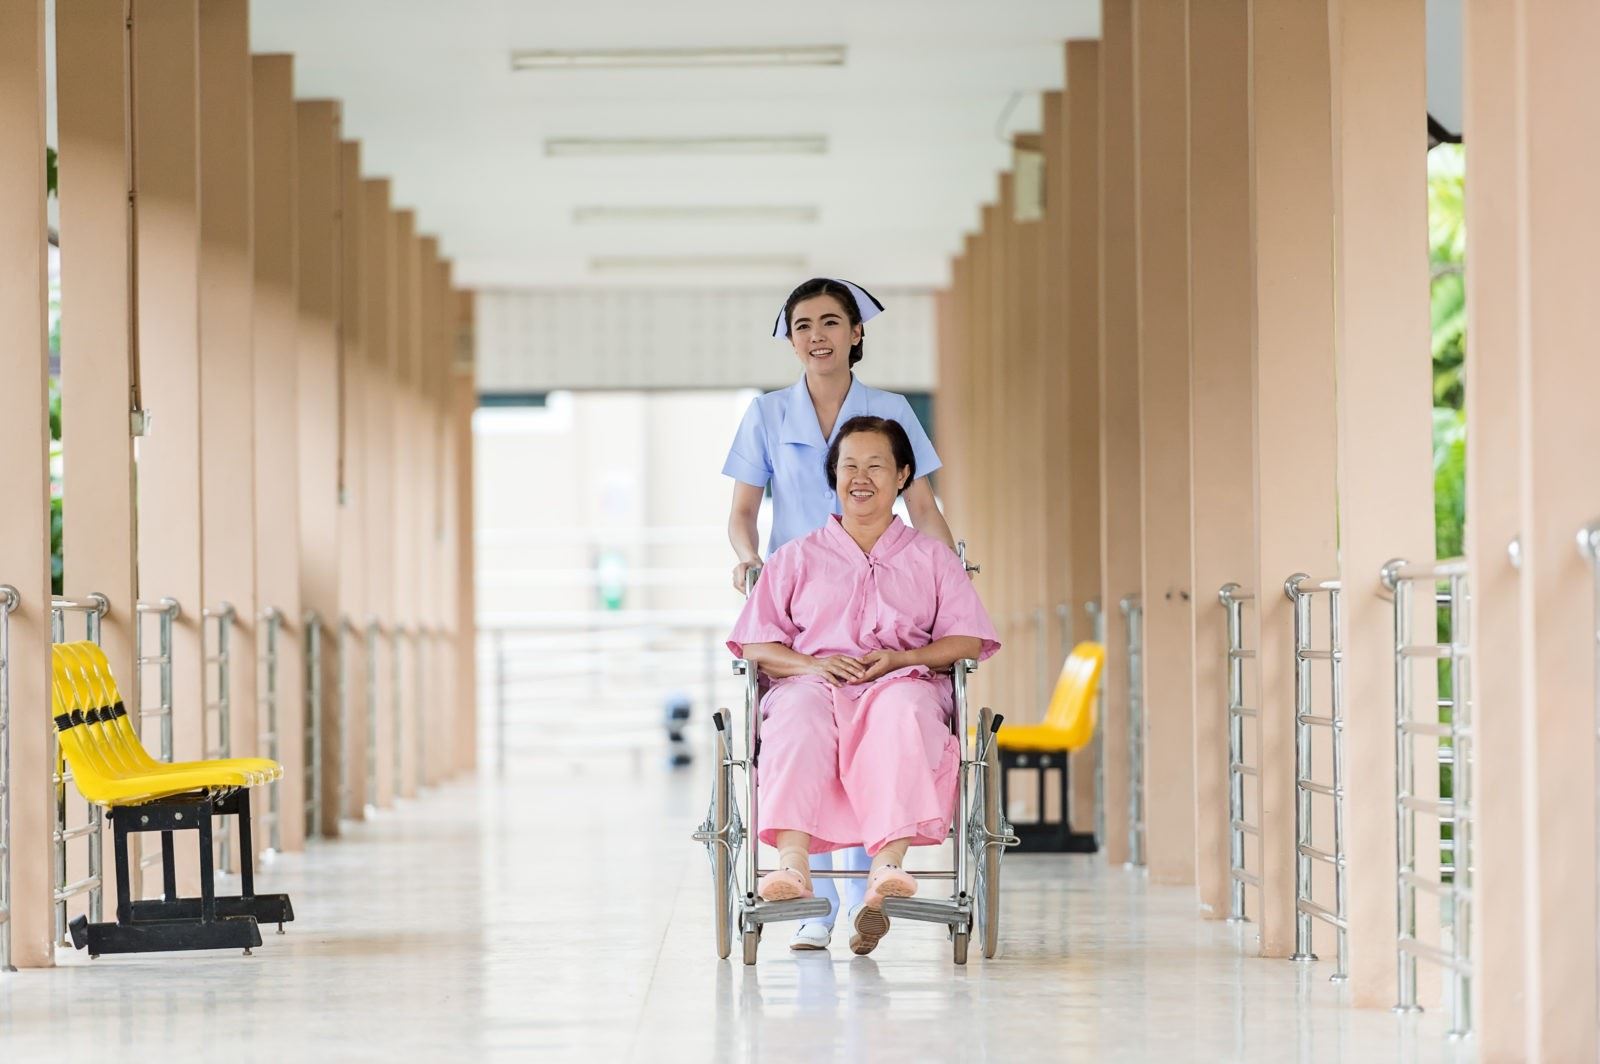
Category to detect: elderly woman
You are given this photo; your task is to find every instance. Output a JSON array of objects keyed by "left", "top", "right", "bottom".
[{"left": 727, "top": 415, "right": 1000, "bottom": 955}]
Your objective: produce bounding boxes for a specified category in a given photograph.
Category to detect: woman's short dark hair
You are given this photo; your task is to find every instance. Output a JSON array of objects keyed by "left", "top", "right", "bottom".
[
  {"left": 825, "top": 416, "right": 916, "bottom": 494},
  {"left": 784, "top": 278, "right": 866, "bottom": 366}
]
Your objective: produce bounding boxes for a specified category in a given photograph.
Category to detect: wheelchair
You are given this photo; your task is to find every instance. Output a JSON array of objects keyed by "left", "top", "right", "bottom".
[{"left": 693, "top": 545, "right": 1018, "bottom": 965}]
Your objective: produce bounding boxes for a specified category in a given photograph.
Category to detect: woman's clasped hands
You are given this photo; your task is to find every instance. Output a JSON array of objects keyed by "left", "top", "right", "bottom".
[{"left": 810, "top": 648, "right": 907, "bottom": 687}]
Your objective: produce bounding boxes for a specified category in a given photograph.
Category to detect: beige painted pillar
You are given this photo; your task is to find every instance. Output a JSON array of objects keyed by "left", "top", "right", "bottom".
[
  {"left": 56, "top": 0, "right": 140, "bottom": 720},
  {"left": 1517, "top": 3, "right": 1600, "bottom": 1058},
  {"left": 362, "top": 179, "right": 397, "bottom": 807},
  {"left": 0, "top": 0, "right": 58, "bottom": 969},
  {"left": 1249, "top": 0, "right": 1340, "bottom": 958},
  {"left": 1098, "top": 0, "right": 1141, "bottom": 868},
  {"left": 337, "top": 139, "right": 369, "bottom": 818},
  {"left": 1187, "top": 0, "right": 1256, "bottom": 923},
  {"left": 1065, "top": 40, "right": 1103, "bottom": 838},
  {"left": 416, "top": 237, "right": 443, "bottom": 788},
  {"left": 56, "top": 0, "right": 142, "bottom": 910},
  {"left": 132, "top": 0, "right": 206, "bottom": 893},
  {"left": 1132, "top": 0, "right": 1196, "bottom": 888},
  {"left": 251, "top": 54, "right": 306, "bottom": 853},
  {"left": 1328, "top": 0, "right": 1435, "bottom": 1007},
  {"left": 453, "top": 290, "right": 478, "bottom": 776},
  {"left": 198, "top": 0, "right": 259, "bottom": 874},
  {"left": 1042, "top": 92, "right": 1074, "bottom": 749},
  {"left": 392, "top": 210, "right": 420, "bottom": 799},
  {"left": 1462, "top": 2, "right": 1529, "bottom": 1054},
  {"left": 296, "top": 100, "right": 344, "bottom": 839}
]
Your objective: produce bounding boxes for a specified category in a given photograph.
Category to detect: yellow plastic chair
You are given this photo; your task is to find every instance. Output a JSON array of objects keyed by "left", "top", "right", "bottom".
[
  {"left": 59, "top": 642, "right": 281, "bottom": 785},
  {"left": 996, "top": 641, "right": 1105, "bottom": 754}
]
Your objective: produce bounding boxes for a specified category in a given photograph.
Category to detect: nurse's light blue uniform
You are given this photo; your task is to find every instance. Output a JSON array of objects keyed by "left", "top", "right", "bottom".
[
  {"left": 723, "top": 375, "right": 942, "bottom": 556},
  {"left": 723, "top": 373, "right": 943, "bottom": 928}
]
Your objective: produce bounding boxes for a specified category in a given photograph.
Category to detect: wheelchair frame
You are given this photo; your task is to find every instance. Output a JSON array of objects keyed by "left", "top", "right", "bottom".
[{"left": 694, "top": 550, "right": 1018, "bottom": 965}]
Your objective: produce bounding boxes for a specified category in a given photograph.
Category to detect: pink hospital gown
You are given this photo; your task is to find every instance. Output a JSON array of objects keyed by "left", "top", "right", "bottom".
[{"left": 727, "top": 515, "right": 1001, "bottom": 855}]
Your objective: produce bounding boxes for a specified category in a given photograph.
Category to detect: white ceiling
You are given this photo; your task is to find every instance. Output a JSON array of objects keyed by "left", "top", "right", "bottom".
[{"left": 249, "top": 1, "right": 1101, "bottom": 290}]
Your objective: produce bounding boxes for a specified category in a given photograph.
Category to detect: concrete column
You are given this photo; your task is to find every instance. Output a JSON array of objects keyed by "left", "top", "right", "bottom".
[
  {"left": 337, "top": 140, "right": 369, "bottom": 818},
  {"left": 1328, "top": 0, "right": 1435, "bottom": 1007},
  {"left": 362, "top": 179, "right": 397, "bottom": 807},
  {"left": 1249, "top": 0, "right": 1340, "bottom": 958},
  {"left": 1186, "top": 0, "right": 1255, "bottom": 923},
  {"left": 1042, "top": 91, "right": 1075, "bottom": 744},
  {"left": 453, "top": 290, "right": 478, "bottom": 776},
  {"left": 295, "top": 100, "right": 343, "bottom": 839},
  {"left": 1098, "top": 0, "right": 1142, "bottom": 868},
  {"left": 1065, "top": 40, "right": 1103, "bottom": 837},
  {"left": 0, "top": 0, "right": 58, "bottom": 969},
  {"left": 1132, "top": 0, "right": 1195, "bottom": 888},
  {"left": 250, "top": 54, "right": 305, "bottom": 853},
  {"left": 1462, "top": 1, "right": 1529, "bottom": 1054},
  {"left": 198, "top": 0, "right": 259, "bottom": 872},
  {"left": 132, "top": 0, "right": 206, "bottom": 893},
  {"left": 1517, "top": 3, "right": 1600, "bottom": 1057},
  {"left": 56, "top": 0, "right": 140, "bottom": 721},
  {"left": 392, "top": 210, "right": 420, "bottom": 799}
]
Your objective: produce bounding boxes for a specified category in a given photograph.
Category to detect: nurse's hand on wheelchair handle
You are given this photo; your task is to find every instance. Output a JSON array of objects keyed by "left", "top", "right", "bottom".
[{"left": 732, "top": 559, "right": 761, "bottom": 595}]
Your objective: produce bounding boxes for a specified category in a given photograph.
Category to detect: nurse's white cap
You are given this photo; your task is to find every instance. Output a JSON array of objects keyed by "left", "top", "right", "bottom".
[{"left": 772, "top": 278, "right": 885, "bottom": 339}]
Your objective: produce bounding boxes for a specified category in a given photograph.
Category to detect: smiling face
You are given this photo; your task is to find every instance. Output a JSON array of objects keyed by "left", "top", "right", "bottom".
[
  {"left": 833, "top": 430, "right": 909, "bottom": 522},
  {"left": 788, "top": 293, "right": 862, "bottom": 380}
]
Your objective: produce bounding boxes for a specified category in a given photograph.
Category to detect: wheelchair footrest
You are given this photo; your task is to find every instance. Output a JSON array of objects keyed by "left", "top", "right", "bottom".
[
  {"left": 880, "top": 896, "right": 970, "bottom": 927},
  {"left": 127, "top": 894, "right": 294, "bottom": 928},
  {"left": 69, "top": 913, "right": 262, "bottom": 956},
  {"left": 743, "top": 897, "right": 833, "bottom": 926}
]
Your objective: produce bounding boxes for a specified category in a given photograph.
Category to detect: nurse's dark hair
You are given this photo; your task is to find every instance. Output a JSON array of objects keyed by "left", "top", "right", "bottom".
[
  {"left": 784, "top": 278, "right": 866, "bottom": 366},
  {"left": 825, "top": 416, "right": 916, "bottom": 494}
]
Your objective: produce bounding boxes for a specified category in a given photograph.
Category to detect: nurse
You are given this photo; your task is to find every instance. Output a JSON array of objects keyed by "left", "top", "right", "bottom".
[{"left": 723, "top": 277, "right": 956, "bottom": 952}]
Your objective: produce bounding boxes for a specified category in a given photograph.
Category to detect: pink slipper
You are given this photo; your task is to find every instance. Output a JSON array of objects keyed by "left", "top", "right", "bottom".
[
  {"left": 864, "top": 864, "right": 918, "bottom": 908},
  {"left": 756, "top": 868, "right": 813, "bottom": 902}
]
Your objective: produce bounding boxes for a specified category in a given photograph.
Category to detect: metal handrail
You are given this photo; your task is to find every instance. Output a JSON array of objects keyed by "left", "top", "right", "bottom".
[
  {"left": 1219, "top": 583, "right": 1260, "bottom": 922},
  {"left": 1381, "top": 556, "right": 1473, "bottom": 1037},
  {"left": 50, "top": 593, "right": 109, "bottom": 945},
  {"left": 258, "top": 607, "right": 284, "bottom": 853},
  {"left": 1578, "top": 521, "right": 1599, "bottom": 1039},
  {"left": 364, "top": 617, "right": 383, "bottom": 814},
  {"left": 337, "top": 616, "right": 360, "bottom": 819},
  {"left": 1, "top": 585, "right": 18, "bottom": 971},
  {"left": 1120, "top": 594, "right": 1145, "bottom": 867},
  {"left": 133, "top": 598, "right": 180, "bottom": 888},
  {"left": 391, "top": 625, "right": 408, "bottom": 796},
  {"left": 303, "top": 610, "right": 324, "bottom": 838},
  {"left": 202, "top": 603, "right": 236, "bottom": 870},
  {"left": 1284, "top": 573, "right": 1348, "bottom": 981},
  {"left": 1085, "top": 599, "right": 1107, "bottom": 849}
]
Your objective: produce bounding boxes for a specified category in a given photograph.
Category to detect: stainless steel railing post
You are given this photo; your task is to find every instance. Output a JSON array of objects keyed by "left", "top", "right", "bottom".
[
  {"left": 1284, "top": 574, "right": 1348, "bottom": 980},
  {"left": 391, "top": 625, "right": 406, "bottom": 795},
  {"left": 258, "top": 607, "right": 283, "bottom": 853},
  {"left": 1084, "top": 600, "right": 1106, "bottom": 850},
  {"left": 1582, "top": 520, "right": 1600, "bottom": 1039},
  {"left": 365, "top": 617, "right": 382, "bottom": 815},
  {"left": 50, "top": 594, "right": 109, "bottom": 945},
  {"left": 203, "top": 603, "right": 236, "bottom": 870},
  {"left": 1120, "top": 594, "right": 1145, "bottom": 868},
  {"left": 0, "top": 585, "right": 18, "bottom": 971},
  {"left": 133, "top": 598, "right": 181, "bottom": 892},
  {"left": 303, "top": 610, "right": 323, "bottom": 838},
  {"left": 1381, "top": 556, "right": 1473, "bottom": 1035},
  {"left": 1219, "top": 584, "right": 1261, "bottom": 923},
  {"left": 336, "top": 616, "right": 357, "bottom": 818}
]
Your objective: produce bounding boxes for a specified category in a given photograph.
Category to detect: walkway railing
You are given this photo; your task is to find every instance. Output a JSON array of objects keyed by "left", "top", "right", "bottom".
[
  {"left": 258, "top": 607, "right": 284, "bottom": 853},
  {"left": 1284, "top": 574, "right": 1348, "bottom": 980},
  {"left": 1381, "top": 557, "right": 1473, "bottom": 1037},
  {"left": 1120, "top": 594, "right": 1145, "bottom": 867},
  {"left": 392, "top": 624, "right": 410, "bottom": 794},
  {"left": 337, "top": 615, "right": 358, "bottom": 817},
  {"left": 365, "top": 617, "right": 383, "bottom": 814},
  {"left": 1219, "top": 583, "right": 1260, "bottom": 923},
  {"left": 203, "top": 603, "right": 236, "bottom": 871},
  {"left": 1083, "top": 599, "right": 1107, "bottom": 849},
  {"left": 136, "top": 598, "right": 180, "bottom": 763},
  {"left": 50, "top": 594, "right": 108, "bottom": 946},
  {"left": 0, "top": 585, "right": 18, "bottom": 971},
  {"left": 414, "top": 625, "right": 429, "bottom": 792},
  {"left": 303, "top": 610, "right": 324, "bottom": 838}
]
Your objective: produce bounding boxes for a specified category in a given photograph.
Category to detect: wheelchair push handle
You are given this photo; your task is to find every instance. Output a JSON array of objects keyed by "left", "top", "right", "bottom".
[
  {"left": 956, "top": 539, "right": 981, "bottom": 576},
  {"left": 744, "top": 565, "right": 762, "bottom": 595}
]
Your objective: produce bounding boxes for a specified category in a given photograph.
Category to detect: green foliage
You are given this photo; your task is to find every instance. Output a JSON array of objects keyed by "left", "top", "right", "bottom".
[
  {"left": 48, "top": 146, "right": 63, "bottom": 594},
  {"left": 1429, "top": 145, "right": 1466, "bottom": 560}
]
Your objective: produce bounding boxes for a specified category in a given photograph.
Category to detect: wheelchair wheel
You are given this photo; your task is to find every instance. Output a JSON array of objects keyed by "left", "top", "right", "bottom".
[
  {"left": 708, "top": 717, "right": 736, "bottom": 960},
  {"left": 972, "top": 706, "right": 1004, "bottom": 959}
]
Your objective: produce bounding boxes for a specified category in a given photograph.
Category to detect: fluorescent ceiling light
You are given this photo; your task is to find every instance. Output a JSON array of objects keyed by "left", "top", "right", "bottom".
[
  {"left": 547, "top": 135, "right": 827, "bottom": 157},
  {"left": 573, "top": 205, "right": 819, "bottom": 225},
  {"left": 511, "top": 45, "right": 846, "bottom": 72},
  {"left": 590, "top": 255, "right": 807, "bottom": 274}
]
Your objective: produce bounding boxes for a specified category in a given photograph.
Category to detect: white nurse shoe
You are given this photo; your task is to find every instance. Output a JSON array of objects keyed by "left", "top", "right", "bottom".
[{"left": 789, "top": 922, "right": 832, "bottom": 951}]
